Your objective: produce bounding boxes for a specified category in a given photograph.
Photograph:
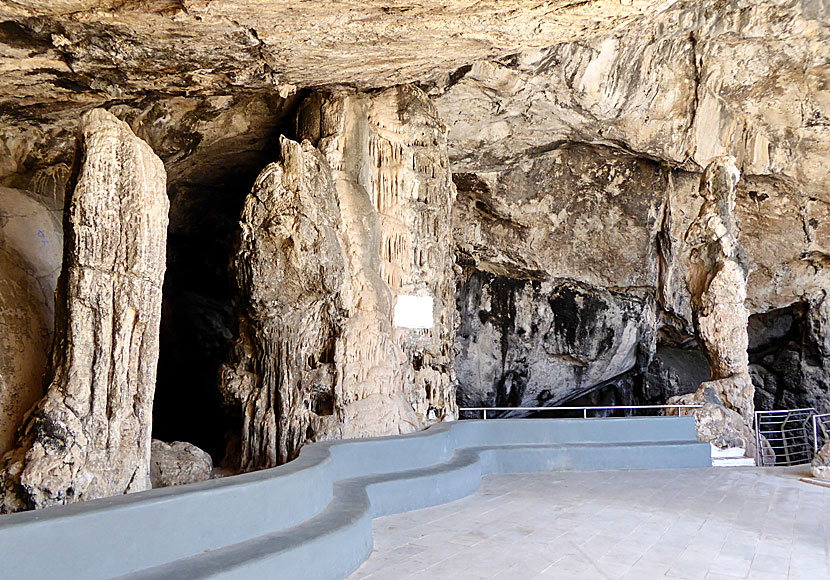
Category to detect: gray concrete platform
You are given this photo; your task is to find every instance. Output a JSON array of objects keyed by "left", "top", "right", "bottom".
[{"left": 348, "top": 467, "right": 829, "bottom": 580}]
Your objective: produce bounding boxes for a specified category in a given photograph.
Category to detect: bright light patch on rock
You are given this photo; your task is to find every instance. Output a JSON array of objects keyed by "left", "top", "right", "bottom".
[{"left": 394, "top": 295, "right": 434, "bottom": 329}]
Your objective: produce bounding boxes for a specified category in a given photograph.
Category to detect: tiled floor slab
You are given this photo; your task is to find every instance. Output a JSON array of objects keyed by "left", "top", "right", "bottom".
[{"left": 346, "top": 467, "right": 828, "bottom": 580}]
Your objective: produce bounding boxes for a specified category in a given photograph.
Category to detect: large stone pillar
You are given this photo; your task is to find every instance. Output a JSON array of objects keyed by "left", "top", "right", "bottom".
[
  {"left": 684, "top": 156, "right": 753, "bottom": 421},
  {"left": 0, "top": 110, "right": 168, "bottom": 512},
  {"left": 221, "top": 138, "right": 348, "bottom": 469},
  {"left": 668, "top": 157, "right": 756, "bottom": 456},
  {"left": 221, "top": 86, "right": 457, "bottom": 469}
]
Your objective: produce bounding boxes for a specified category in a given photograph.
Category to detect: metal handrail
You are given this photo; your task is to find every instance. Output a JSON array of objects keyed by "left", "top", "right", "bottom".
[
  {"left": 459, "top": 404, "right": 703, "bottom": 420},
  {"left": 755, "top": 408, "right": 817, "bottom": 466}
]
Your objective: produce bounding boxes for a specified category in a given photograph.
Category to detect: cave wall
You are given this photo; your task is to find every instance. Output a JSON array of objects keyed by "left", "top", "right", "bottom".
[
  {"left": 0, "top": 0, "right": 826, "bottom": 492},
  {"left": 451, "top": 140, "right": 828, "bottom": 414},
  {"left": 0, "top": 187, "right": 61, "bottom": 457},
  {"left": 456, "top": 272, "right": 655, "bottom": 410}
]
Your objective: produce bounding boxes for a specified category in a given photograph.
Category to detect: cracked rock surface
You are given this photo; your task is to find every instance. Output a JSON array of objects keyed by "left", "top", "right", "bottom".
[
  {"left": 0, "top": 0, "right": 827, "bottom": 497},
  {"left": 221, "top": 87, "right": 457, "bottom": 469},
  {"left": 0, "top": 109, "right": 168, "bottom": 512}
]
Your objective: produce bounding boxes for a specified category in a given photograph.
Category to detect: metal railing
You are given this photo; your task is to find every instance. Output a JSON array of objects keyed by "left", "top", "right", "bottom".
[
  {"left": 459, "top": 404, "right": 702, "bottom": 420},
  {"left": 755, "top": 408, "right": 817, "bottom": 467}
]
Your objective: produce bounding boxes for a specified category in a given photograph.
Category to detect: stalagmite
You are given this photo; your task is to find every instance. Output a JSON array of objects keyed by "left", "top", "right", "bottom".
[
  {"left": 684, "top": 156, "right": 754, "bottom": 421},
  {"left": 0, "top": 110, "right": 168, "bottom": 512},
  {"left": 668, "top": 157, "right": 756, "bottom": 456},
  {"left": 296, "top": 86, "right": 458, "bottom": 443},
  {"left": 221, "top": 86, "right": 457, "bottom": 469},
  {"left": 220, "top": 138, "right": 347, "bottom": 468}
]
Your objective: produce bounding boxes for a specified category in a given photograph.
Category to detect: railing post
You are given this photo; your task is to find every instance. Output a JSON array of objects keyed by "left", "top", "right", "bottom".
[
  {"left": 814, "top": 415, "right": 819, "bottom": 455},
  {"left": 755, "top": 411, "right": 761, "bottom": 466},
  {"left": 483, "top": 409, "right": 487, "bottom": 421},
  {"left": 583, "top": 408, "right": 587, "bottom": 419}
]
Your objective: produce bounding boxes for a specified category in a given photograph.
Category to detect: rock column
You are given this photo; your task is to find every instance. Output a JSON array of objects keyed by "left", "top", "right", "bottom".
[
  {"left": 296, "top": 86, "right": 458, "bottom": 443},
  {"left": 221, "top": 86, "right": 457, "bottom": 469},
  {"left": 221, "top": 138, "right": 347, "bottom": 469},
  {"left": 0, "top": 109, "right": 168, "bottom": 512},
  {"left": 684, "top": 156, "right": 754, "bottom": 421},
  {"left": 667, "top": 157, "right": 757, "bottom": 457}
]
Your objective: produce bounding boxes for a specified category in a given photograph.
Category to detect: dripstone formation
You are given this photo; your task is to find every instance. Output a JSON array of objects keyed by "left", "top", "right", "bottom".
[
  {"left": 668, "top": 158, "right": 757, "bottom": 454},
  {"left": 0, "top": 110, "right": 168, "bottom": 512},
  {"left": 684, "top": 157, "right": 753, "bottom": 420},
  {"left": 221, "top": 86, "right": 457, "bottom": 469},
  {"left": 0, "top": 0, "right": 828, "bottom": 509}
]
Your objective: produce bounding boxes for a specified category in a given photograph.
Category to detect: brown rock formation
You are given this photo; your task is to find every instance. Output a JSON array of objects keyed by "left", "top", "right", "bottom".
[
  {"left": 0, "top": 109, "right": 168, "bottom": 512},
  {"left": 0, "top": 188, "right": 62, "bottom": 457},
  {"left": 0, "top": 0, "right": 827, "bottom": 481},
  {"left": 221, "top": 86, "right": 457, "bottom": 468},
  {"left": 297, "top": 87, "right": 458, "bottom": 442},
  {"left": 220, "top": 137, "right": 348, "bottom": 468}
]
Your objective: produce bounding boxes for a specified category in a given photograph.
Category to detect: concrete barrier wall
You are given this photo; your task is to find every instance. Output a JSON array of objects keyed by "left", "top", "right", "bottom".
[{"left": 0, "top": 418, "right": 710, "bottom": 580}]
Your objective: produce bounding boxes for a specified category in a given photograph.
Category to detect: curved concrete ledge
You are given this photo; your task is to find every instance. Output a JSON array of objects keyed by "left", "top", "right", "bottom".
[{"left": 0, "top": 418, "right": 710, "bottom": 580}]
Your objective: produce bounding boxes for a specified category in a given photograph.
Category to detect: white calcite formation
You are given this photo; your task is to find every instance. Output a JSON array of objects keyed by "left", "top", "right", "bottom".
[
  {"left": 221, "top": 86, "right": 457, "bottom": 468},
  {"left": 0, "top": 110, "right": 168, "bottom": 512}
]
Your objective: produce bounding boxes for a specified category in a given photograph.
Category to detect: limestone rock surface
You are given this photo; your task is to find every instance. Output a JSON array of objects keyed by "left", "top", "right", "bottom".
[
  {"left": 220, "top": 136, "right": 348, "bottom": 468},
  {"left": 150, "top": 440, "right": 212, "bottom": 488},
  {"left": 668, "top": 395, "right": 757, "bottom": 459},
  {"left": 0, "top": 0, "right": 827, "bottom": 476},
  {"left": 0, "top": 187, "right": 61, "bottom": 457},
  {"left": 222, "top": 86, "right": 457, "bottom": 468},
  {"left": 812, "top": 442, "right": 830, "bottom": 481},
  {"left": 683, "top": 157, "right": 753, "bottom": 421},
  {"left": 0, "top": 109, "right": 168, "bottom": 512},
  {"left": 456, "top": 272, "right": 655, "bottom": 410}
]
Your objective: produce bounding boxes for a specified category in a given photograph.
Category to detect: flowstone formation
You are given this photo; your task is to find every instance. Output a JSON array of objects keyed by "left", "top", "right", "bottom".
[
  {"left": 221, "top": 86, "right": 457, "bottom": 468},
  {"left": 0, "top": 110, "right": 168, "bottom": 512}
]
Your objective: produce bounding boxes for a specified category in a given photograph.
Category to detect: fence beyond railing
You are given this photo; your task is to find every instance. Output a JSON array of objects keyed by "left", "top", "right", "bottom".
[{"left": 458, "top": 405, "right": 702, "bottom": 420}]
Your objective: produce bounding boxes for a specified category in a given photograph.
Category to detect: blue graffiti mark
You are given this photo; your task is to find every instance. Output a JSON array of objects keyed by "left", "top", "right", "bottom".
[{"left": 37, "top": 230, "right": 47, "bottom": 246}]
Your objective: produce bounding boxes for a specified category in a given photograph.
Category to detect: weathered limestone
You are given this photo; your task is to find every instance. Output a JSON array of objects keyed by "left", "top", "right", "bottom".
[
  {"left": 812, "top": 442, "right": 830, "bottom": 480},
  {"left": 455, "top": 272, "right": 655, "bottom": 410},
  {"left": 297, "top": 87, "right": 458, "bottom": 441},
  {"left": 220, "top": 137, "right": 348, "bottom": 468},
  {"left": 221, "top": 86, "right": 457, "bottom": 469},
  {"left": 0, "top": 188, "right": 62, "bottom": 457},
  {"left": 665, "top": 158, "right": 759, "bottom": 458},
  {"left": 150, "top": 440, "right": 213, "bottom": 488},
  {"left": 0, "top": 109, "right": 168, "bottom": 512},
  {"left": 673, "top": 157, "right": 754, "bottom": 421}
]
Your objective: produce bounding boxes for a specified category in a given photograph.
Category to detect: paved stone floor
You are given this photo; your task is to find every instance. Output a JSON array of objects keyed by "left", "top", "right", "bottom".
[{"left": 346, "top": 467, "right": 828, "bottom": 580}]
